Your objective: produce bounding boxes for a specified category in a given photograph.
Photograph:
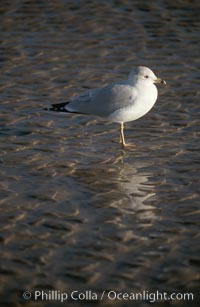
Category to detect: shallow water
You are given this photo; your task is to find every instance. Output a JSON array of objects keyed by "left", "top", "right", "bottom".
[{"left": 0, "top": 1, "right": 200, "bottom": 306}]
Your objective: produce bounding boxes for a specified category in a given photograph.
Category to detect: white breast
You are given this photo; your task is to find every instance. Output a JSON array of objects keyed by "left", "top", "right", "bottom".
[{"left": 107, "top": 84, "right": 158, "bottom": 123}]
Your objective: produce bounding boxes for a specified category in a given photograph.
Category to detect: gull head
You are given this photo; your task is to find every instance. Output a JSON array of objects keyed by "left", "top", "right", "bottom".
[{"left": 128, "top": 66, "right": 166, "bottom": 85}]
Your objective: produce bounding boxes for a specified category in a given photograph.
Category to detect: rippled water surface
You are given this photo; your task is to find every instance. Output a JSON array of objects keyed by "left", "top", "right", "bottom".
[{"left": 0, "top": 1, "right": 200, "bottom": 306}]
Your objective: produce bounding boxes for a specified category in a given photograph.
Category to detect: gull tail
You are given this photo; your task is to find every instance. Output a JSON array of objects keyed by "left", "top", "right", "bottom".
[
  {"left": 44, "top": 102, "right": 70, "bottom": 113},
  {"left": 44, "top": 102, "right": 87, "bottom": 115}
]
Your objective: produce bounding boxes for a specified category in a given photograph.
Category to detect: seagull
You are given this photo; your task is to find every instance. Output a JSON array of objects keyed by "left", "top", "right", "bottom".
[{"left": 46, "top": 66, "right": 166, "bottom": 147}]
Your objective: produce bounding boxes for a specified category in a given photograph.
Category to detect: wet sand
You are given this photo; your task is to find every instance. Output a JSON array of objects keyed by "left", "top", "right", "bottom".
[{"left": 0, "top": 1, "right": 200, "bottom": 306}]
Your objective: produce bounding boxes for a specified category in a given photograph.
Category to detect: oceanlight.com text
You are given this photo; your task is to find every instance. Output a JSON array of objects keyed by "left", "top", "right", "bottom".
[{"left": 23, "top": 289, "right": 194, "bottom": 303}]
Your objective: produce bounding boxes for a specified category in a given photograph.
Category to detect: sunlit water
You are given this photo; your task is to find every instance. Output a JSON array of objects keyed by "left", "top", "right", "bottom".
[{"left": 0, "top": 1, "right": 200, "bottom": 306}]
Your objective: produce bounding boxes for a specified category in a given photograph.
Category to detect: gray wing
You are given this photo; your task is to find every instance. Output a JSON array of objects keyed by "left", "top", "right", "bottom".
[{"left": 66, "top": 82, "right": 138, "bottom": 117}]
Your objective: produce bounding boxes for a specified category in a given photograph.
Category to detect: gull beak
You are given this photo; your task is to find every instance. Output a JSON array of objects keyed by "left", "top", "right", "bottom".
[{"left": 154, "top": 77, "right": 166, "bottom": 85}]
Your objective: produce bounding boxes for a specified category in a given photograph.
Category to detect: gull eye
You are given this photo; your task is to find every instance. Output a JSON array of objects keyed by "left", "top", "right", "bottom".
[{"left": 144, "top": 75, "right": 149, "bottom": 79}]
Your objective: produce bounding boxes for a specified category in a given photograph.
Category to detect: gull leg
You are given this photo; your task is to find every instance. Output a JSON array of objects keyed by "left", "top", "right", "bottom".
[
  {"left": 120, "top": 122, "right": 126, "bottom": 147},
  {"left": 119, "top": 123, "right": 135, "bottom": 148}
]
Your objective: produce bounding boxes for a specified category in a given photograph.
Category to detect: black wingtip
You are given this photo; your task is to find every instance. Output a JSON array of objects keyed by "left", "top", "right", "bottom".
[{"left": 43, "top": 102, "right": 70, "bottom": 112}]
